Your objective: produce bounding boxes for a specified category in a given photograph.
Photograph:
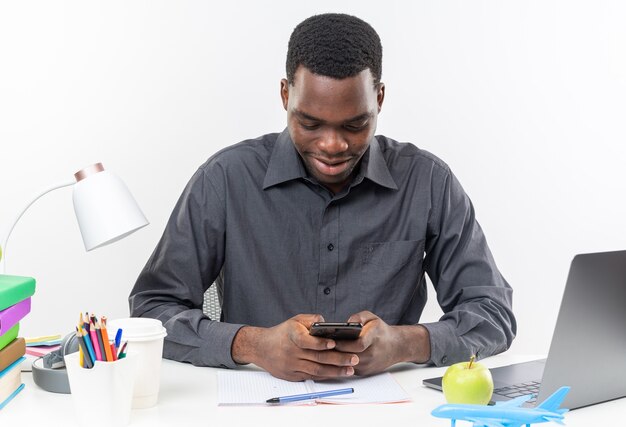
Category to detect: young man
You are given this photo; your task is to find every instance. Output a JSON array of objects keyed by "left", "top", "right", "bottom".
[{"left": 130, "top": 13, "right": 516, "bottom": 381}]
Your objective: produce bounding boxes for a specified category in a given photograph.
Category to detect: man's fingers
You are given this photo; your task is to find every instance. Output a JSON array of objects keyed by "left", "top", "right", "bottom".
[
  {"left": 293, "top": 313, "right": 325, "bottom": 328},
  {"left": 257, "top": 314, "right": 367, "bottom": 382},
  {"left": 334, "top": 336, "right": 368, "bottom": 353},
  {"left": 347, "top": 310, "right": 378, "bottom": 325},
  {"left": 279, "top": 350, "right": 358, "bottom": 381},
  {"left": 304, "top": 349, "right": 359, "bottom": 367},
  {"left": 290, "top": 327, "right": 336, "bottom": 350},
  {"left": 293, "top": 359, "right": 356, "bottom": 379},
  {"left": 288, "top": 315, "right": 336, "bottom": 351},
  {"left": 336, "top": 312, "right": 385, "bottom": 353}
]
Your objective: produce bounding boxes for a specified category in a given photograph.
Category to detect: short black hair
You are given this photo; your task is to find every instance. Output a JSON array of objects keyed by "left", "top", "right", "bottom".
[{"left": 286, "top": 13, "right": 382, "bottom": 86}]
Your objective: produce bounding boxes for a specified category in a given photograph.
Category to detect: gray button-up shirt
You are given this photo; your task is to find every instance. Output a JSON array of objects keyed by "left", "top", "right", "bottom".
[{"left": 129, "top": 129, "right": 516, "bottom": 369}]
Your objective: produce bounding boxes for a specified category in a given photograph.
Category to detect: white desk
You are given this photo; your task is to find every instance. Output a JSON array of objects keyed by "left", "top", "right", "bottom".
[{"left": 1, "top": 353, "right": 622, "bottom": 426}]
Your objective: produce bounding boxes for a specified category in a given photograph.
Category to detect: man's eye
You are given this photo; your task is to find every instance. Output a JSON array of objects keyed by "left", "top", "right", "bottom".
[
  {"left": 300, "top": 123, "right": 320, "bottom": 130},
  {"left": 344, "top": 122, "right": 368, "bottom": 132}
]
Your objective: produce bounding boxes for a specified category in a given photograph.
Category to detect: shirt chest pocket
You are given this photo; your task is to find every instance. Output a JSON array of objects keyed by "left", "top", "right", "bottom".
[{"left": 359, "top": 239, "right": 426, "bottom": 323}]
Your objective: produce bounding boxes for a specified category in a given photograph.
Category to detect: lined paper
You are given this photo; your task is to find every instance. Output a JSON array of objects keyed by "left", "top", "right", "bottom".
[
  {"left": 311, "top": 374, "right": 411, "bottom": 404},
  {"left": 217, "top": 370, "right": 410, "bottom": 406},
  {"left": 218, "top": 371, "right": 312, "bottom": 406}
]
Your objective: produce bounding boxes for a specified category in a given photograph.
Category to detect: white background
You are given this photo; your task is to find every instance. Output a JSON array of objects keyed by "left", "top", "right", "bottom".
[{"left": 1, "top": 1, "right": 624, "bottom": 357}]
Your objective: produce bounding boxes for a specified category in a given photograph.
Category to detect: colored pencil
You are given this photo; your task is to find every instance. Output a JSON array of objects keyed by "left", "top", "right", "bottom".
[
  {"left": 79, "top": 311, "right": 86, "bottom": 368},
  {"left": 89, "top": 320, "right": 102, "bottom": 361},
  {"left": 110, "top": 342, "right": 118, "bottom": 361},
  {"left": 76, "top": 333, "right": 87, "bottom": 368},
  {"left": 99, "top": 319, "right": 114, "bottom": 362},
  {"left": 79, "top": 325, "right": 97, "bottom": 365},
  {"left": 75, "top": 327, "right": 94, "bottom": 369},
  {"left": 89, "top": 314, "right": 96, "bottom": 334},
  {"left": 78, "top": 326, "right": 95, "bottom": 367},
  {"left": 95, "top": 321, "right": 108, "bottom": 361}
]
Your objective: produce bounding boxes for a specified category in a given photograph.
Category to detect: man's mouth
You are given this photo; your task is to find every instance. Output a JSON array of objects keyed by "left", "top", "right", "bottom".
[{"left": 310, "top": 156, "right": 351, "bottom": 176}]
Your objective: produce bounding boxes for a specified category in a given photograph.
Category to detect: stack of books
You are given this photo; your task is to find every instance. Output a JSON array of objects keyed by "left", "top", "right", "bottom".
[{"left": 0, "top": 274, "right": 36, "bottom": 410}]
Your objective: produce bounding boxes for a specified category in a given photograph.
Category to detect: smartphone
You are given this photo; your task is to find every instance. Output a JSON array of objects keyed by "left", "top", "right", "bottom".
[{"left": 309, "top": 322, "right": 363, "bottom": 340}]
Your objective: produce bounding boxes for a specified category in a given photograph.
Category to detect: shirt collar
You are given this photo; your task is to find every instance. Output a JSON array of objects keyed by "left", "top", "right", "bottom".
[
  {"left": 263, "top": 129, "right": 306, "bottom": 189},
  {"left": 361, "top": 136, "right": 398, "bottom": 190},
  {"left": 263, "top": 129, "right": 398, "bottom": 191}
]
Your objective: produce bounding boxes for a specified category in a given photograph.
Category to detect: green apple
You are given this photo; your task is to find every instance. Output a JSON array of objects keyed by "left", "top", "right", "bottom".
[{"left": 442, "top": 355, "right": 493, "bottom": 405}]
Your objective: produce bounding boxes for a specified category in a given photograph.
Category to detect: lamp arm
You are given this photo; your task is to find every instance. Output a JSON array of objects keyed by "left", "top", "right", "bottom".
[{"left": 0, "top": 179, "right": 75, "bottom": 274}]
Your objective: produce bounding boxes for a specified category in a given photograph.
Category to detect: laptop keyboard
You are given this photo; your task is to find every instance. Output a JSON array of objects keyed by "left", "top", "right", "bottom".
[{"left": 493, "top": 381, "right": 541, "bottom": 404}]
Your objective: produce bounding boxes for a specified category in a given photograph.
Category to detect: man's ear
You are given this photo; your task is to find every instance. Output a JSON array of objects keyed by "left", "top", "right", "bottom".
[
  {"left": 280, "top": 78, "right": 289, "bottom": 111},
  {"left": 376, "top": 82, "right": 385, "bottom": 113}
]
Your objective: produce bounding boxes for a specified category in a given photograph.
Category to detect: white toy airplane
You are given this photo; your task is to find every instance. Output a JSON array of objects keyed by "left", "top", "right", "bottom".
[{"left": 431, "top": 386, "right": 570, "bottom": 427}]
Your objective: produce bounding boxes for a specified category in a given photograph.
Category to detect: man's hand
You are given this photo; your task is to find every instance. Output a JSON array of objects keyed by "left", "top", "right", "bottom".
[
  {"left": 231, "top": 314, "right": 360, "bottom": 382},
  {"left": 334, "top": 311, "right": 431, "bottom": 376}
]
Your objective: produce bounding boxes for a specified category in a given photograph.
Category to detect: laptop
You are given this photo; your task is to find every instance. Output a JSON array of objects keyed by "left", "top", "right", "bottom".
[{"left": 423, "top": 250, "right": 626, "bottom": 410}]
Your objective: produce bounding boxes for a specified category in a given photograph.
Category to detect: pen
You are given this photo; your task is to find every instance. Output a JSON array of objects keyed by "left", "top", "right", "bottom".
[
  {"left": 266, "top": 387, "right": 354, "bottom": 404},
  {"left": 118, "top": 341, "right": 128, "bottom": 359},
  {"left": 114, "top": 328, "right": 123, "bottom": 349}
]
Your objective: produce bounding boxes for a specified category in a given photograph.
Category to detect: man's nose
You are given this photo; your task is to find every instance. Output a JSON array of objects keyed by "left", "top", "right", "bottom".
[{"left": 318, "top": 130, "right": 348, "bottom": 155}]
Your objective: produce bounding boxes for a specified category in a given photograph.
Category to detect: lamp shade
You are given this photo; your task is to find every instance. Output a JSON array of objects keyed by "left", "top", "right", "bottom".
[{"left": 72, "top": 164, "right": 149, "bottom": 251}]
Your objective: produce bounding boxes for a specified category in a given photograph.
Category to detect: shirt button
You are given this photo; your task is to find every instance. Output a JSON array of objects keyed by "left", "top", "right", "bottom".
[
  {"left": 327, "top": 243, "right": 334, "bottom": 251},
  {"left": 441, "top": 356, "right": 448, "bottom": 365},
  {"left": 323, "top": 287, "right": 331, "bottom": 295}
]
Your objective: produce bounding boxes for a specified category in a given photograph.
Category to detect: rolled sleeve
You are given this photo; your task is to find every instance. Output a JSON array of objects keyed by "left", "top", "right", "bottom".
[
  {"left": 162, "top": 308, "right": 245, "bottom": 368},
  {"left": 130, "top": 167, "right": 241, "bottom": 368},
  {"left": 421, "top": 321, "right": 456, "bottom": 366},
  {"left": 423, "top": 167, "right": 517, "bottom": 366}
]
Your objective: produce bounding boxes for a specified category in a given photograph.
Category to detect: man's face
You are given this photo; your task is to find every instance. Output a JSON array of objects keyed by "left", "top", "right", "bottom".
[{"left": 281, "top": 67, "right": 385, "bottom": 194}]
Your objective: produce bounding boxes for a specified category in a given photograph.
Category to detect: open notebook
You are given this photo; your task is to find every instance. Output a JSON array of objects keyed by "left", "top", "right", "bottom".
[{"left": 217, "top": 370, "right": 410, "bottom": 406}]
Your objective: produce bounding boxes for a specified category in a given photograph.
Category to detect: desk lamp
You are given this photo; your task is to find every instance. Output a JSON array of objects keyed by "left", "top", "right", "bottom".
[
  {"left": 0, "top": 162, "right": 148, "bottom": 272},
  {"left": 0, "top": 162, "right": 148, "bottom": 393}
]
